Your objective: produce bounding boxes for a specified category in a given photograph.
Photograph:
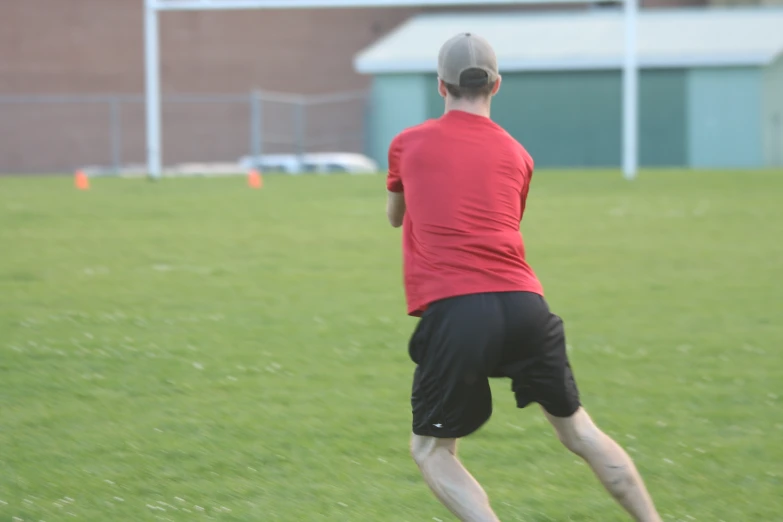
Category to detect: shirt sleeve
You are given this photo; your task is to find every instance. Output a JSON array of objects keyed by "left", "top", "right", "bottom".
[
  {"left": 519, "top": 148, "right": 535, "bottom": 217},
  {"left": 523, "top": 147, "right": 535, "bottom": 180},
  {"left": 386, "top": 134, "right": 404, "bottom": 193}
]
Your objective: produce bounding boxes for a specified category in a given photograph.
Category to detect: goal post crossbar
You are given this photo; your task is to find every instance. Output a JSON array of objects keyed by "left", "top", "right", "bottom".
[
  {"left": 151, "top": 0, "right": 614, "bottom": 10},
  {"left": 144, "top": 0, "right": 638, "bottom": 178}
]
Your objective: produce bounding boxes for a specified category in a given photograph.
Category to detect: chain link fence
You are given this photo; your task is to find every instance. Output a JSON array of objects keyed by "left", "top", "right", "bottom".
[{"left": 0, "top": 90, "right": 370, "bottom": 174}]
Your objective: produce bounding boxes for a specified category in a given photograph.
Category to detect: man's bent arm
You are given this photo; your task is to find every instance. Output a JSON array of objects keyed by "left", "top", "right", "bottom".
[{"left": 387, "top": 191, "right": 406, "bottom": 228}]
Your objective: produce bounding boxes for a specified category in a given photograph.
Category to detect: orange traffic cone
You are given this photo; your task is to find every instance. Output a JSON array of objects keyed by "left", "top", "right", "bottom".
[
  {"left": 74, "top": 170, "right": 90, "bottom": 190},
  {"left": 248, "top": 169, "right": 263, "bottom": 189}
]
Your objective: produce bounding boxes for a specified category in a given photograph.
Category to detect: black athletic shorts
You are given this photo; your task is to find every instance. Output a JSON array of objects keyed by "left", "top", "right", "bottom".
[{"left": 408, "top": 291, "right": 580, "bottom": 439}]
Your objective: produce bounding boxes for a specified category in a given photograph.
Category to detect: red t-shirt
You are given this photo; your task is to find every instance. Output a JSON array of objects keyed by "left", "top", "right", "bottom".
[{"left": 387, "top": 109, "right": 544, "bottom": 317}]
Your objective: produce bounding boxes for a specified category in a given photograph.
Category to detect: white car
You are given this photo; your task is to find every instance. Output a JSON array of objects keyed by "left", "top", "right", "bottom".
[{"left": 238, "top": 152, "right": 378, "bottom": 175}]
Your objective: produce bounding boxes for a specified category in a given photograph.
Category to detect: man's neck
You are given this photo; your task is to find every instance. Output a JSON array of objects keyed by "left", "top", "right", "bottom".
[{"left": 444, "top": 100, "right": 491, "bottom": 119}]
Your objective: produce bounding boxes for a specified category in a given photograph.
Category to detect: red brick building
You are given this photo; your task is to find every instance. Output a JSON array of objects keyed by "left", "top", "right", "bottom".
[{"left": 0, "top": 0, "right": 708, "bottom": 173}]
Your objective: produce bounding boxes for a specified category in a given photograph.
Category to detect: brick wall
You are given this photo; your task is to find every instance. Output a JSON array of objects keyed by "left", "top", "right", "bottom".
[
  {"left": 0, "top": 0, "right": 416, "bottom": 173},
  {"left": 0, "top": 0, "right": 708, "bottom": 173}
]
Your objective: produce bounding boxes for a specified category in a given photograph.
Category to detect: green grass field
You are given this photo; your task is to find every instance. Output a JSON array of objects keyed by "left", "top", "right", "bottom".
[{"left": 1, "top": 170, "right": 782, "bottom": 521}]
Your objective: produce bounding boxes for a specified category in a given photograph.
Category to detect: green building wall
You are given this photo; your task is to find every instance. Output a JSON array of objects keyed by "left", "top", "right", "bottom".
[
  {"left": 686, "top": 67, "right": 764, "bottom": 169},
  {"left": 429, "top": 71, "right": 629, "bottom": 168},
  {"left": 369, "top": 65, "right": 772, "bottom": 170},
  {"left": 371, "top": 70, "right": 687, "bottom": 169},
  {"left": 431, "top": 70, "right": 687, "bottom": 168},
  {"left": 368, "top": 74, "right": 429, "bottom": 170},
  {"left": 762, "top": 54, "right": 783, "bottom": 167}
]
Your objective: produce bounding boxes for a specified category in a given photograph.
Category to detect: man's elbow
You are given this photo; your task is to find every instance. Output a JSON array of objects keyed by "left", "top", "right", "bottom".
[
  {"left": 386, "top": 191, "right": 405, "bottom": 228},
  {"left": 387, "top": 213, "right": 404, "bottom": 228}
]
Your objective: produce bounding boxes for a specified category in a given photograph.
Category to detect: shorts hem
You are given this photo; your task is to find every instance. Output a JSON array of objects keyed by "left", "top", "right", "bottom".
[
  {"left": 412, "top": 415, "right": 491, "bottom": 440},
  {"left": 539, "top": 401, "right": 581, "bottom": 418}
]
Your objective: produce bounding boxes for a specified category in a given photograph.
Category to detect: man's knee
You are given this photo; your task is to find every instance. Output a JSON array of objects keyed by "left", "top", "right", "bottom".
[
  {"left": 410, "top": 434, "right": 456, "bottom": 468},
  {"left": 544, "top": 407, "right": 603, "bottom": 457}
]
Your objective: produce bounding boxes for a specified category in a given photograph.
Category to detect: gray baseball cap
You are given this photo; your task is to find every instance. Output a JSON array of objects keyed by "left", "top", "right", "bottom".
[{"left": 437, "top": 32, "right": 499, "bottom": 87}]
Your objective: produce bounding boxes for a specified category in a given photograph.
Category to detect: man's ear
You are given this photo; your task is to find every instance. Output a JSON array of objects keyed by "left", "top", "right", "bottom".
[
  {"left": 438, "top": 78, "right": 448, "bottom": 99},
  {"left": 491, "top": 75, "right": 502, "bottom": 96}
]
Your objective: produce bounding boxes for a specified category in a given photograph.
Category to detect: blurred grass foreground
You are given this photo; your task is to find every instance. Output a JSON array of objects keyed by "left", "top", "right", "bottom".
[{"left": 1, "top": 170, "right": 782, "bottom": 521}]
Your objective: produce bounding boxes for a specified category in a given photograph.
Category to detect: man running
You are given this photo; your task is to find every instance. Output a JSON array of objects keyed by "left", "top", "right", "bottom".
[{"left": 385, "top": 32, "right": 662, "bottom": 522}]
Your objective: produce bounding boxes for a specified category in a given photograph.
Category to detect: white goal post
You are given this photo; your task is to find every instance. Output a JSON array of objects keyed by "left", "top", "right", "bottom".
[{"left": 144, "top": 0, "right": 639, "bottom": 179}]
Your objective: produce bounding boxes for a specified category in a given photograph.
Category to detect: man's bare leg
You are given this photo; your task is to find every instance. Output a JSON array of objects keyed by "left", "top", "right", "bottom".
[
  {"left": 410, "top": 434, "right": 500, "bottom": 522},
  {"left": 543, "top": 407, "right": 662, "bottom": 522}
]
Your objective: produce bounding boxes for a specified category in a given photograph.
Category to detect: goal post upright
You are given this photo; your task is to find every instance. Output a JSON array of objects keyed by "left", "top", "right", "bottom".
[
  {"left": 144, "top": 0, "right": 162, "bottom": 179},
  {"left": 622, "top": 0, "right": 638, "bottom": 180},
  {"left": 144, "top": 0, "right": 639, "bottom": 180}
]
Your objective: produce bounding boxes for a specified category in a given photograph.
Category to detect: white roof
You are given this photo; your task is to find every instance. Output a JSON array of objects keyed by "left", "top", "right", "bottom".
[{"left": 354, "top": 7, "right": 783, "bottom": 73}]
